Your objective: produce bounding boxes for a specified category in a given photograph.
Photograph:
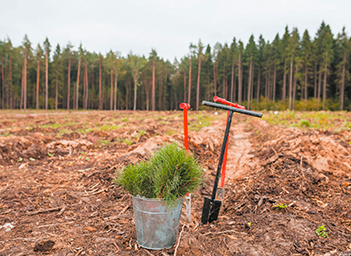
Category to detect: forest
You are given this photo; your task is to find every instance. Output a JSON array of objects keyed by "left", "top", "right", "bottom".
[{"left": 0, "top": 21, "right": 350, "bottom": 112}]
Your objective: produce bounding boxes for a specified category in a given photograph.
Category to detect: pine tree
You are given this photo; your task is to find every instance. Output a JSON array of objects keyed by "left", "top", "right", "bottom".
[
  {"left": 286, "top": 28, "right": 300, "bottom": 110},
  {"left": 335, "top": 27, "right": 349, "bottom": 110},
  {"left": 301, "top": 30, "right": 312, "bottom": 101}
]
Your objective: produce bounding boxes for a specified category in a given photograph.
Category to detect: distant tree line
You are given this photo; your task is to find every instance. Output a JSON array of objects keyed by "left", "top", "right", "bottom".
[{"left": 0, "top": 22, "right": 350, "bottom": 111}]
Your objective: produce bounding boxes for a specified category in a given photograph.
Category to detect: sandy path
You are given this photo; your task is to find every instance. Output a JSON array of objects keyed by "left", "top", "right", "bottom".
[{"left": 225, "top": 123, "right": 257, "bottom": 183}]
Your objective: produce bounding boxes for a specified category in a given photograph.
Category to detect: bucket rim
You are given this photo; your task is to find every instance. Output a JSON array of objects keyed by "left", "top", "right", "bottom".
[{"left": 131, "top": 194, "right": 183, "bottom": 203}]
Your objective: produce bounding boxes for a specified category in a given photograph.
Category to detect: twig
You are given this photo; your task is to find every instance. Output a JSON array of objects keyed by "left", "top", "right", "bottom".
[
  {"left": 203, "top": 229, "right": 243, "bottom": 236},
  {"left": 174, "top": 224, "right": 186, "bottom": 256},
  {"left": 75, "top": 248, "right": 83, "bottom": 256},
  {"left": 0, "top": 209, "right": 11, "bottom": 215},
  {"left": 90, "top": 188, "right": 106, "bottom": 195},
  {"left": 112, "top": 241, "right": 120, "bottom": 252},
  {"left": 118, "top": 204, "right": 131, "bottom": 216},
  {"left": 35, "top": 221, "right": 74, "bottom": 228},
  {"left": 144, "top": 249, "right": 154, "bottom": 256},
  {"left": 57, "top": 205, "right": 67, "bottom": 216},
  {"left": 27, "top": 206, "right": 63, "bottom": 216}
]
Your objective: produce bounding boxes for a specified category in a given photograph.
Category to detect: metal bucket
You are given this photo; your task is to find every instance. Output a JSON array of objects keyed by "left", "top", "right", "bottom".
[{"left": 132, "top": 195, "right": 183, "bottom": 250}]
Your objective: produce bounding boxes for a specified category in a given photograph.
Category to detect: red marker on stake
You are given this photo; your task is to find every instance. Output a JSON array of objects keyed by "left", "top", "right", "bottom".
[{"left": 179, "top": 103, "right": 191, "bottom": 222}]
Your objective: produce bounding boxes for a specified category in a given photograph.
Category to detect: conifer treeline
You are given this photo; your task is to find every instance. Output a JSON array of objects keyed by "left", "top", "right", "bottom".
[{"left": 0, "top": 22, "right": 350, "bottom": 111}]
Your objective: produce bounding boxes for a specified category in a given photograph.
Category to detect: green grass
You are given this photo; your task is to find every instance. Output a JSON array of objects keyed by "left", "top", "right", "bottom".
[
  {"left": 97, "top": 140, "right": 110, "bottom": 145},
  {"left": 263, "top": 111, "right": 351, "bottom": 131},
  {"left": 188, "top": 113, "right": 216, "bottom": 131}
]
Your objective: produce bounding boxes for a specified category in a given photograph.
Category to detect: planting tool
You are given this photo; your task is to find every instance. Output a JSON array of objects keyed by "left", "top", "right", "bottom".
[
  {"left": 201, "top": 100, "right": 262, "bottom": 224},
  {"left": 213, "top": 96, "right": 245, "bottom": 200},
  {"left": 179, "top": 102, "right": 191, "bottom": 223}
]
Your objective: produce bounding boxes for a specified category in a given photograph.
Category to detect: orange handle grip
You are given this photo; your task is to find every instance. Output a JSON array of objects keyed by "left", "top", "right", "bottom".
[{"left": 213, "top": 96, "right": 245, "bottom": 110}]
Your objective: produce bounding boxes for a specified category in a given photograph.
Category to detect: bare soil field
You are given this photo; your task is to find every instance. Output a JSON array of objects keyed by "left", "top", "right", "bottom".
[{"left": 0, "top": 110, "right": 350, "bottom": 255}]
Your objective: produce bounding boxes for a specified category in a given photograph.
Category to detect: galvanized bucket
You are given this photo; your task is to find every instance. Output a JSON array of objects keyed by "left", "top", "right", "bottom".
[{"left": 132, "top": 195, "right": 183, "bottom": 250}]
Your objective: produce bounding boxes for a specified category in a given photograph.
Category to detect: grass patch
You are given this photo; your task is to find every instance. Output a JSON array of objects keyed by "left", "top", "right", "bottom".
[{"left": 263, "top": 111, "right": 351, "bottom": 131}]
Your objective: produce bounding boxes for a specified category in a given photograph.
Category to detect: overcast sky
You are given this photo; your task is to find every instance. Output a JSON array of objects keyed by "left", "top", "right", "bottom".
[{"left": 1, "top": 0, "right": 350, "bottom": 61}]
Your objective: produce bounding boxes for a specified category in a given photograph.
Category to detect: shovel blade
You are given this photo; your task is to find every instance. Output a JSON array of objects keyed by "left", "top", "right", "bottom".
[{"left": 201, "top": 197, "right": 222, "bottom": 224}]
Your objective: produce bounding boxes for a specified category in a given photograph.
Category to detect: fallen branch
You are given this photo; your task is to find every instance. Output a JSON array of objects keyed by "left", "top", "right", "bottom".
[
  {"left": 27, "top": 206, "right": 63, "bottom": 216},
  {"left": 174, "top": 224, "right": 186, "bottom": 256}
]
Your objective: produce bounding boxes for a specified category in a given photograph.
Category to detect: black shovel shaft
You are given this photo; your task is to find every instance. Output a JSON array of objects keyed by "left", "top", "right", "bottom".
[
  {"left": 202, "top": 101, "right": 263, "bottom": 118},
  {"left": 211, "top": 110, "right": 234, "bottom": 200}
]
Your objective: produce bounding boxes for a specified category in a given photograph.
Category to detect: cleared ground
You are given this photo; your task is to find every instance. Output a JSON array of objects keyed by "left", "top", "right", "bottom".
[{"left": 0, "top": 110, "right": 350, "bottom": 255}]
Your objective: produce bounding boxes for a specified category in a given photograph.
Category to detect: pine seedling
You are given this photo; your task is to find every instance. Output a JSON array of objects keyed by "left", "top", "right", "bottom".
[
  {"left": 151, "top": 143, "right": 203, "bottom": 205},
  {"left": 115, "top": 143, "right": 203, "bottom": 206}
]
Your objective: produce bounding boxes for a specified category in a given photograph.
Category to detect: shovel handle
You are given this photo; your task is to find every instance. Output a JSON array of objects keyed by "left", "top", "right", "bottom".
[
  {"left": 202, "top": 101, "right": 263, "bottom": 118},
  {"left": 211, "top": 110, "right": 234, "bottom": 200}
]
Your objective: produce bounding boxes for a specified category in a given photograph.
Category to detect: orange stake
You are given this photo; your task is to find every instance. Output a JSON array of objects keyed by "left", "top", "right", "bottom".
[
  {"left": 221, "top": 111, "right": 230, "bottom": 188},
  {"left": 179, "top": 102, "right": 191, "bottom": 222}
]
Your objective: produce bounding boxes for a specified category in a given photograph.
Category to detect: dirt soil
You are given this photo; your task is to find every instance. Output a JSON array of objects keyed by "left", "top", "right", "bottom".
[{"left": 0, "top": 110, "right": 350, "bottom": 256}]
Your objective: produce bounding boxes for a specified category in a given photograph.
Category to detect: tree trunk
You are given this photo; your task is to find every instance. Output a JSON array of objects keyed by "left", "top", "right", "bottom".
[
  {"left": 99, "top": 58, "right": 102, "bottom": 109},
  {"left": 230, "top": 56, "right": 235, "bottom": 102},
  {"left": 183, "top": 71, "right": 186, "bottom": 102},
  {"left": 289, "top": 54, "right": 293, "bottom": 110},
  {"left": 322, "top": 51, "right": 328, "bottom": 110},
  {"left": 158, "top": 67, "right": 163, "bottom": 110},
  {"left": 21, "top": 64, "right": 24, "bottom": 110},
  {"left": 318, "top": 60, "right": 322, "bottom": 107},
  {"left": 250, "top": 61, "right": 254, "bottom": 106},
  {"left": 282, "top": 60, "right": 286, "bottom": 102},
  {"left": 125, "top": 79, "right": 129, "bottom": 110},
  {"left": 163, "top": 69, "right": 167, "bottom": 109},
  {"left": 8, "top": 53, "right": 12, "bottom": 109},
  {"left": 188, "top": 57, "right": 192, "bottom": 104},
  {"left": 238, "top": 51, "right": 242, "bottom": 104},
  {"left": 196, "top": 51, "right": 202, "bottom": 111},
  {"left": 76, "top": 56, "right": 81, "bottom": 110},
  {"left": 273, "top": 61, "right": 276, "bottom": 102},
  {"left": 55, "top": 67, "right": 58, "bottom": 110},
  {"left": 45, "top": 48, "right": 48, "bottom": 110},
  {"left": 85, "top": 65, "right": 88, "bottom": 110},
  {"left": 214, "top": 54, "right": 219, "bottom": 96},
  {"left": 314, "top": 61, "right": 317, "bottom": 99},
  {"left": 24, "top": 49, "right": 27, "bottom": 110},
  {"left": 152, "top": 60, "right": 155, "bottom": 111},
  {"left": 36, "top": 58, "right": 40, "bottom": 110},
  {"left": 114, "top": 69, "right": 118, "bottom": 111},
  {"left": 1, "top": 66, "right": 4, "bottom": 109},
  {"left": 340, "top": 52, "right": 346, "bottom": 110},
  {"left": 67, "top": 54, "right": 71, "bottom": 110},
  {"left": 293, "top": 64, "right": 298, "bottom": 109},
  {"left": 265, "top": 68, "right": 268, "bottom": 100},
  {"left": 133, "top": 77, "right": 137, "bottom": 111},
  {"left": 247, "top": 58, "right": 252, "bottom": 110},
  {"left": 304, "top": 56, "right": 308, "bottom": 101},
  {"left": 268, "top": 68, "right": 271, "bottom": 100},
  {"left": 110, "top": 69, "right": 113, "bottom": 110},
  {"left": 256, "top": 66, "right": 260, "bottom": 105}
]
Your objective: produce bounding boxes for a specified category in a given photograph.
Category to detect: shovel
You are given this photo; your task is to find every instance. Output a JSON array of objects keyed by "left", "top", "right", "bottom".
[
  {"left": 213, "top": 96, "right": 246, "bottom": 201},
  {"left": 201, "top": 100, "right": 262, "bottom": 224},
  {"left": 179, "top": 102, "right": 191, "bottom": 223}
]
